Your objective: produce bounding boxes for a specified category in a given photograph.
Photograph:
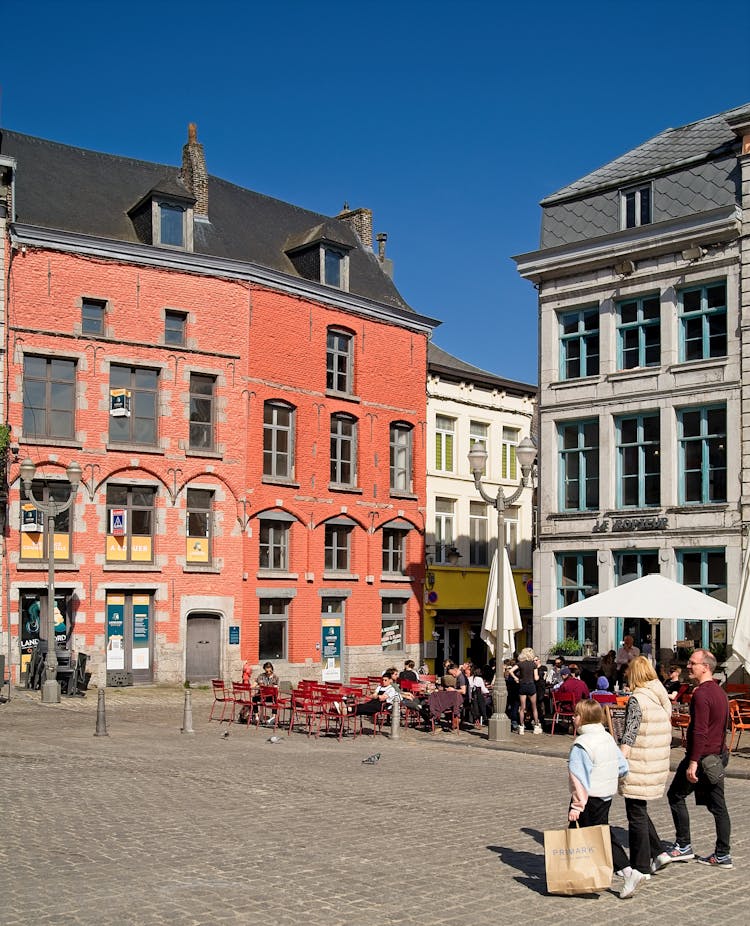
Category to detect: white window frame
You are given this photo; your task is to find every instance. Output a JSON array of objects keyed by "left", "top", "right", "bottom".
[{"left": 435, "top": 416, "right": 455, "bottom": 472}]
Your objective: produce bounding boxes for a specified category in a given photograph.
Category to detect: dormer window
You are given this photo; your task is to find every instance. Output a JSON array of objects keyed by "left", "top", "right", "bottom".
[
  {"left": 324, "top": 248, "right": 345, "bottom": 287},
  {"left": 285, "top": 222, "right": 353, "bottom": 291},
  {"left": 159, "top": 203, "right": 185, "bottom": 247},
  {"left": 621, "top": 184, "right": 652, "bottom": 229},
  {"left": 128, "top": 179, "right": 195, "bottom": 252}
]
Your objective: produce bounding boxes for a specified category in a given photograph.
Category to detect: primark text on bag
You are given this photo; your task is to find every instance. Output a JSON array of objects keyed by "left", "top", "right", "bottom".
[{"left": 543, "top": 824, "right": 613, "bottom": 895}]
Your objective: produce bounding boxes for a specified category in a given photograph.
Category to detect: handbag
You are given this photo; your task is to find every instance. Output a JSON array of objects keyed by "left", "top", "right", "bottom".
[
  {"left": 699, "top": 753, "right": 726, "bottom": 785},
  {"left": 543, "top": 823, "right": 613, "bottom": 895}
]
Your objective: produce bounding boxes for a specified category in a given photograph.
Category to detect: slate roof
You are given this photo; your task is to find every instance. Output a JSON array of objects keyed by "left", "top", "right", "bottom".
[
  {"left": 542, "top": 103, "right": 750, "bottom": 205},
  {"left": 0, "top": 129, "right": 411, "bottom": 312},
  {"left": 428, "top": 342, "right": 536, "bottom": 394}
]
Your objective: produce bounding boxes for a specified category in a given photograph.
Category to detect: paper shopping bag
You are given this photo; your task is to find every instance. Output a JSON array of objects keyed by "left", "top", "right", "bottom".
[{"left": 543, "top": 824, "right": 613, "bottom": 895}]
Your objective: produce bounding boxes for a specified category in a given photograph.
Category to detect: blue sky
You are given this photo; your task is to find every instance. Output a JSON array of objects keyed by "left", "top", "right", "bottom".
[{"left": 2, "top": 0, "right": 749, "bottom": 384}]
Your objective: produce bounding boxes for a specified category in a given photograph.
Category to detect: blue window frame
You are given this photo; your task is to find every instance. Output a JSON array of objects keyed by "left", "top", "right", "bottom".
[
  {"left": 560, "top": 307, "right": 599, "bottom": 380},
  {"left": 678, "top": 282, "right": 727, "bottom": 362},
  {"left": 614, "top": 552, "right": 659, "bottom": 648},
  {"left": 617, "top": 294, "right": 660, "bottom": 369},
  {"left": 616, "top": 412, "right": 660, "bottom": 508},
  {"left": 559, "top": 420, "right": 599, "bottom": 511},
  {"left": 556, "top": 552, "right": 598, "bottom": 649},
  {"left": 678, "top": 405, "right": 726, "bottom": 504},
  {"left": 676, "top": 549, "right": 727, "bottom": 651}
]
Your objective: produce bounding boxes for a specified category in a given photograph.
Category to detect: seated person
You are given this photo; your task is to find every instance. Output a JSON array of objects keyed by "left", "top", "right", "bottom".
[
  {"left": 558, "top": 666, "right": 589, "bottom": 704},
  {"left": 253, "top": 661, "right": 279, "bottom": 724},
  {"left": 385, "top": 666, "right": 427, "bottom": 719},
  {"left": 342, "top": 674, "right": 397, "bottom": 716},
  {"left": 590, "top": 676, "right": 617, "bottom": 704},
  {"left": 398, "top": 659, "right": 420, "bottom": 683},
  {"left": 664, "top": 666, "right": 684, "bottom": 701}
]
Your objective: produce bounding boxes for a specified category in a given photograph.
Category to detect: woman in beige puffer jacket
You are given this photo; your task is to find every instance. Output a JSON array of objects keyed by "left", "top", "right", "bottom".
[{"left": 618, "top": 656, "right": 673, "bottom": 877}]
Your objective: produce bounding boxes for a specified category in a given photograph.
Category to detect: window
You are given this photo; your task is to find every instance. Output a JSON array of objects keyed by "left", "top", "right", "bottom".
[
  {"left": 390, "top": 423, "right": 413, "bottom": 493},
  {"left": 159, "top": 203, "right": 185, "bottom": 247},
  {"left": 679, "top": 282, "right": 727, "bottom": 362},
  {"left": 263, "top": 401, "right": 295, "bottom": 480},
  {"left": 560, "top": 308, "right": 599, "bottom": 380},
  {"left": 616, "top": 413, "right": 660, "bottom": 508},
  {"left": 324, "top": 248, "right": 344, "bottom": 287},
  {"left": 326, "top": 328, "right": 353, "bottom": 394},
  {"left": 677, "top": 549, "right": 727, "bottom": 651},
  {"left": 20, "top": 480, "right": 74, "bottom": 562},
  {"left": 165, "top": 310, "right": 186, "bottom": 347},
  {"left": 186, "top": 488, "right": 212, "bottom": 564},
  {"left": 469, "top": 501, "right": 488, "bottom": 566},
  {"left": 559, "top": 420, "right": 599, "bottom": 511},
  {"left": 556, "top": 552, "right": 598, "bottom": 650},
  {"left": 259, "top": 599, "right": 287, "bottom": 660},
  {"left": 435, "top": 416, "right": 455, "bottom": 472},
  {"left": 617, "top": 294, "right": 660, "bottom": 369},
  {"left": 259, "top": 518, "right": 290, "bottom": 571},
  {"left": 381, "top": 599, "right": 405, "bottom": 652},
  {"left": 678, "top": 405, "right": 726, "bottom": 504},
  {"left": 23, "top": 356, "right": 75, "bottom": 439},
  {"left": 330, "top": 414, "right": 357, "bottom": 486},
  {"left": 469, "top": 421, "right": 488, "bottom": 475},
  {"left": 504, "top": 508, "right": 519, "bottom": 565},
  {"left": 189, "top": 373, "right": 215, "bottom": 451},
  {"left": 324, "top": 523, "right": 352, "bottom": 572},
  {"left": 434, "top": 498, "right": 455, "bottom": 563},
  {"left": 109, "top": 365, "right": 158, "bottom": 446},
  {"left": 614, "top": 551, "right": 659, "bottom": 649},
  {"left": 621, "top": 184, "right": 652, "bottom": 229},
  {"left": 382, "top": 528, "right": 407, "bottom": 575},
  {"left": 81, "top": 298, "right": 105, "bottom": 336},
  {"left": 501, "top": 427, "right": 519, "bottom": 480},
  {"left": 106, "top": 485, "right": 155, "bottom": 563}
]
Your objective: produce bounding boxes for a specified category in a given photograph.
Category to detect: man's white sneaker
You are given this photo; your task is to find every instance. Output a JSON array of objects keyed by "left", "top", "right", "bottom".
[
  {"left": 651, "top": 852, "right": 672, "bottom": 873},
  {"left": 619, "top": 869, "right": 648, "bottom": 899},
  {"left": 533, "top": 723, "right": 542, "bottom": 734}
]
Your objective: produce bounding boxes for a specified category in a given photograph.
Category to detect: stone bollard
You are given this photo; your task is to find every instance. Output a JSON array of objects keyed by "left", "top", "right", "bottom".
[
  {"left": 181, "top": 688, "right": 195, "bottom": 734},
  {"left": 94, "top": 687, "right": 109, "bottom": 737},
  {"left": 390, "top": 695, "right": 401, "bottom": 740}
]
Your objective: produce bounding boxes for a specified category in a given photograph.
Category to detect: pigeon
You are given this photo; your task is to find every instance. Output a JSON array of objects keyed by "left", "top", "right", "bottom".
[
  {"left": 267, "top": 735, "right": 282, "bottom": 744},
  {"left": 221, "top": 729, "right": 230, "bottom": 739},
  {"left": 362, "top": 753, "right": 381, "bottom": 764}
]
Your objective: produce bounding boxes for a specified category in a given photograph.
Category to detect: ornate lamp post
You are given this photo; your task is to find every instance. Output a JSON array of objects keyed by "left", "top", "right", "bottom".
[
  {"left": 19, "top": 458, "right": 82, "bottom": 704},
  {"left": 468, "top": 436, "right": 536, "bottom": 742}
]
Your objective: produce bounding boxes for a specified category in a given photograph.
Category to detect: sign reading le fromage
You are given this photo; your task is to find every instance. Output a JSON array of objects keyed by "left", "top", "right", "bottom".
[{"left": 592, "top": 516, "right": 668, "bottom": 534}]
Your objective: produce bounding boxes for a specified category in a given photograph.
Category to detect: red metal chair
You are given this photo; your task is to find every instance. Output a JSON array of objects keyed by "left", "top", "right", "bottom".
[
  {"left": 729, "top": 699, "right": 750, "bottom": 753},
  {"left": 231, "top": 681, "right": 255, "bottom": 729},
  {"left": 550, "top": 690, "right": 576, "bottom": 735},
  {"left": 256, "top": 685, "right": 283, "bottom": 730},
  {"left": 316, "top": 691, "right": 361, "bottom": 740},
  {"left": 209, "top": 679, "right": 235, "bottom": 723},
  {"left": 287, "top": 688, "right": 320, "bottom": 736}
]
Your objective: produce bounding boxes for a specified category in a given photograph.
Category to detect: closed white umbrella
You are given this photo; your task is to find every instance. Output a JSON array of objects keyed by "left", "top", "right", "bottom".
[
  {"left": 480, "top": 548, "right": 522, "bottom": 656},
  {"left": 731, "top": 542, "right": 750, "bottom": 676}
]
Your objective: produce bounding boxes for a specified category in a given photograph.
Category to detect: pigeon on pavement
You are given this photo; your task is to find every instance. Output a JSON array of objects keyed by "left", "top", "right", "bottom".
[
  {"left": 362, "top": 753, "right": 381, "bottom": 764},
  {"left": 267, "top": 735, "right": 282, "bottom": 743}
]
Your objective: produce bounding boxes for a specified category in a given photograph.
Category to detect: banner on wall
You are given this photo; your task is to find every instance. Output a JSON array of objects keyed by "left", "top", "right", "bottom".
[
  {"left": 132, "top": 595, "right": 150, "bottom": 670},
  {"left": 106, "top": 596, "right": 125, "bottom": 670},
  {"left": 321, "top": 617, "right": 342, "bottom": 682}
]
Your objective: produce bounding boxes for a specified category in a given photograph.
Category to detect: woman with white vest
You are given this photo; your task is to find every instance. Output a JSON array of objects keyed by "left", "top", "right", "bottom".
[
  {"left": 618, "top": 655, "right": 673, "bottom": 897},
  {"left": 567, "top": 699, "right": 631, "bottom": 895}
]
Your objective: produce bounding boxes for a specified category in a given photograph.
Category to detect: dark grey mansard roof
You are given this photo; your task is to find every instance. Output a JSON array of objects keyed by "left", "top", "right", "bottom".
[
  {"left": 0, "top": 129, "right": 411, "bottom": 312},
  {"left": 542, "top": 103, "right": 750, "bottom": 205},
  {"left": 428, "top": 342, "right": 537, "bottom": 394}
]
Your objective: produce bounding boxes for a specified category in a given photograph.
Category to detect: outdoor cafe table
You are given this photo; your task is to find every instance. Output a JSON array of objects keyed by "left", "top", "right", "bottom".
[{"left": 427, "top": 689, "right": 464, "bottom": 727}]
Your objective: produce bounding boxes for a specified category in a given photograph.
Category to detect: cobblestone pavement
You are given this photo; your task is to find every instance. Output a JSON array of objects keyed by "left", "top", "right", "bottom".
[{"left": 1, "top": 686, "right": 749, "bottom": 926}]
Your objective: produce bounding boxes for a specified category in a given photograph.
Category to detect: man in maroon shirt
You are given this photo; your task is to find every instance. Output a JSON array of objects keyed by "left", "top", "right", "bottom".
[
  {"left": 558, "top": 666, "right": 589, "bottom": 703},
  {"left": 661, "top": 650, "right": 732, "bottom": 869}
]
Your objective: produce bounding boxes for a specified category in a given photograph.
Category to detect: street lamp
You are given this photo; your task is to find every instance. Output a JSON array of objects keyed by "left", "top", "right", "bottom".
[
  {"left": 19, "top": 458, "right": 82, "bottom": 704},
  {"left": 468, "top": 436, "right": 536, "bottom": 742}
]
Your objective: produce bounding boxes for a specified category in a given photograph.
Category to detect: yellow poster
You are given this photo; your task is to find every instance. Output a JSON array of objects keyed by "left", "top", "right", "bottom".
[
  {"left": 186, "top": 537, "right": 209, "bottom": 563},
  {"left": 131, "top": 538, "right": 152, "bottom": 562},
  {"left": 21, "top": 532, "right": 43, "bottom": 560},
  {"left": 106, "top": 535, "right": 127, "bottom": 561}
]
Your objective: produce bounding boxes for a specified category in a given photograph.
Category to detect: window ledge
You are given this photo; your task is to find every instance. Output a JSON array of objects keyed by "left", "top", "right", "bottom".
[
  {"left": 546, "top": 510, "right": 600, "bottom": 520},
  {"left": 183, "top": 565, "right": 221, "bottom": 574},
  {"left": 606, "top": 367, "right": 660, "bottom": 382},
  {"left": 666, "top": 357, "right": 728, "bottom": 374},
  {"left": 665, "top": 504, "right": 728, "bottom": 513},
  {"left": 323, "top": 572, "right": 359, "bottom": 581},
  {"left": 328, "top": 483, "right": 363, "bottom": 494},
  {"left": 103, "top": 564, "right": 161, "bottom": 571},
  {"left": 325, "top": 389, "right": 361, "bottom": 404},
  {"left": 106, "top": 443, "right": 165, "bottom": 456},
  {"left": 261, "top": 477, "right": 301, "bottom": 488},
  {"left": 549, "top": 376, "right": 601, "bottom": 391},
  {"left": 185, "top": 449, "right": 223, "bottom": 460},
  {"left": 389, "top": 491, "right": 418, "bottom": 501},
  {"left": 256, "top": 570, "right": 299, "bottom": 580},
  {"left": 381, "top": 574, "right": 411, "bottom": 582},
  {"left": 20, "top": 437, "right": 83, "bottom": 449},
  {"left": 17, "top": 562, "right": 79, "bottom": 571}
]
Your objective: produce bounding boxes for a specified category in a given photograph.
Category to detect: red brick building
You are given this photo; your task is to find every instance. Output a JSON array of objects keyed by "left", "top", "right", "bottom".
[{"left": 0, "top": 126, "right": 438, "bottom": 687}]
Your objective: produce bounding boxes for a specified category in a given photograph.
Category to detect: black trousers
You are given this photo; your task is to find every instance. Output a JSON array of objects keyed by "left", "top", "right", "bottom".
[
  {"left": 569, "top": 796, "right": 629, "bottom": 873},
  {"left": 624, "top": 797, "right": 663, "bottom": 874},
  {"left": 667, "top": 756, "right": 731, "bottom": 856}
]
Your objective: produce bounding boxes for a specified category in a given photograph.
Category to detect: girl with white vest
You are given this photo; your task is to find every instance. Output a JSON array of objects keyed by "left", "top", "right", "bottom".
[
  {"left": 567, "top": 699, "right": 633, "bottom": 897},
  {"left": 618, "top": 656, "right": 673, "bottom": 896}
]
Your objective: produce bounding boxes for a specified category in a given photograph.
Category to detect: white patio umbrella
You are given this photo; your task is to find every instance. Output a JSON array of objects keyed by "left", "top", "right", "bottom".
[
  {"left": 731, "top": 542, "right": 750, "bottom": 676},
  {"left": 480, "top": 548, "right": 523, "bottom": 657}
]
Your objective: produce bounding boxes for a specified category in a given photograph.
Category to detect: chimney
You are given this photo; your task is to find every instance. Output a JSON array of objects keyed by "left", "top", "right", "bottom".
[
  {"left": 181, "top": 123, "right": 208, "bottom": 218},
  {"left": 376, "top": 232, "right": 393, "bottom": 279},
  {"left": 337, "top": 204, "right": 373, "bottom": 249}
]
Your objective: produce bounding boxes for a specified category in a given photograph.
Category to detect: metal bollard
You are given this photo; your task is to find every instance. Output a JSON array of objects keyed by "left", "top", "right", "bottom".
[
  {"left": 94, "top": 687, "right": 109, "bottom": 737},
  {"left": 181, "top": 687, "right": 195, "bottom": 734},
  {"left": 390, "top": 695, "right": 401, "bottom": 740}
]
